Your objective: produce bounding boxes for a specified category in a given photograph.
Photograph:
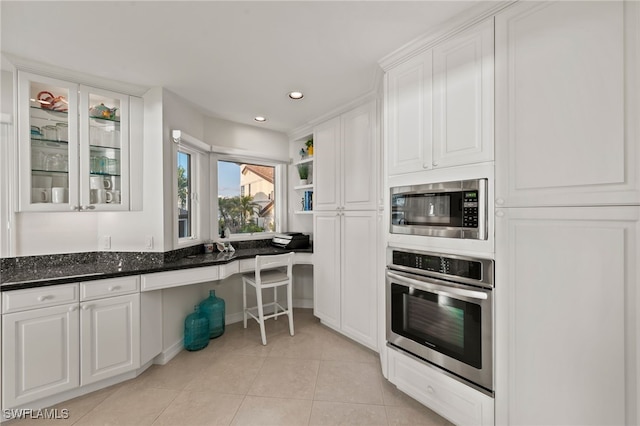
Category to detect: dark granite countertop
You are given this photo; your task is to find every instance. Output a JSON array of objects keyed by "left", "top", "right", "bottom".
[{"left": 0, "top": 243, "right": 313, "bottom": 292}]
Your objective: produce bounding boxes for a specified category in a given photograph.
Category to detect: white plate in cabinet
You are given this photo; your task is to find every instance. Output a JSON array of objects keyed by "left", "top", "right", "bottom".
[
  {"left": 141, "top": 266, "right": 219, "bottom": 291},
  {"left": 2, "top": 283, "right": 79, "bottom": 314},
  {"left": 387, "top": 347, "right": 494, "bottom": 426},
  {"left": 80, "top": 276, "right": 139, "bottom": 301}
]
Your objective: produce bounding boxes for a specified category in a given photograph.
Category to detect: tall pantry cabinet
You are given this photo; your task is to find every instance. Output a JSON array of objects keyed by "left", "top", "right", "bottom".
[
  {"left": 313, "top": 100, "right": 379, "bottom": 350},
  {"left": 494, "top": 1, "right": 640, "bottom": 425}
]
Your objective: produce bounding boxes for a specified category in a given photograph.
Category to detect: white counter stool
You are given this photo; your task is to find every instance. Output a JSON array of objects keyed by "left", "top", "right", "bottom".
[{"left": 242, "top": 252, "right": 295, "bottom": 345}]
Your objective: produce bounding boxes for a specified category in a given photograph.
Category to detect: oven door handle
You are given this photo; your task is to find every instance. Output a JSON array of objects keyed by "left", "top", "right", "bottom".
[{"left": 386, "top": 271, "right": 488, "bottom": 300}]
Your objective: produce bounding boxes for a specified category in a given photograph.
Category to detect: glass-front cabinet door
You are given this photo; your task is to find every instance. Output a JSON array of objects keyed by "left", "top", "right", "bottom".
[
  {"left": 17, "top": 71, "right": 131, "bottom": 212},
  {"left": 79, "top": 86, "right": 129, "bottom": 210},
  {"left": 18, "top": 72, "right": 79, "bottom": 211}
]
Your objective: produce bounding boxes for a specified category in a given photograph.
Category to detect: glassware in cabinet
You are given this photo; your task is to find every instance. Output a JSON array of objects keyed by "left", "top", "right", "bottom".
[
  {"left": 18, "top": 72, "right": 79, "bottom": 211},
  {"left": 80, "top": 86, "right": 130, "bottom": 210}
]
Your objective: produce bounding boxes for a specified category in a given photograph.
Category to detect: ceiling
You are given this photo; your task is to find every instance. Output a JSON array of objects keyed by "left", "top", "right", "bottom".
[{"left": 1, "top": 1, "right": 478, "bottom": 135}]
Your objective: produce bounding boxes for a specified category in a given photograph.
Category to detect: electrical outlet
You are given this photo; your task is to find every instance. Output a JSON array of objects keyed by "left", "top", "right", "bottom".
[
  {"left": 102, "top": 235, "right": 111, "bottom": 250},
  {"left": 145, "top": 236, "right": 153, "bottom": 250}
]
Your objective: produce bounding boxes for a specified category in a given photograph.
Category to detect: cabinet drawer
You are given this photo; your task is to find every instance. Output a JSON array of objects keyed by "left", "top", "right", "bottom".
[
  {"left": 239, "top": 259, "right": 255, "bottom": 272},
  {"left": 387, "top": 347, "right": 494, "bottom": 426},
  {"left": 81, "top": 276, "right": 139, "bottom": 301},
  {"left": 141, "top": 266, "right": 219, "bottom": 291},
  {"left": 219, "top": 261, "right": 239, "bottom": 279},
  {"left": 2, "top": 283, "right": 79, "bottom": 314}
]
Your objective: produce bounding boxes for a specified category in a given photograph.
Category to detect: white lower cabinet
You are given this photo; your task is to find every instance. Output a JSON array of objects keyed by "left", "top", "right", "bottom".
[
  {"left": 80, "top": 293, "right": 140, "bottom": 386},
  {"left": 313, "top": 210, "right": 378, "bottom": 350},
  {"left": 494, "top": 206, "right": 639, "bottom": 425},
  {"left": 1, "top": 277, "right": 140, "bottom": 409},
  {"left": 387, "top": 347, "right": 494, "bottom": 426},
  {"left": 2, "top": 303, "right": 80, "bottom": 408}
]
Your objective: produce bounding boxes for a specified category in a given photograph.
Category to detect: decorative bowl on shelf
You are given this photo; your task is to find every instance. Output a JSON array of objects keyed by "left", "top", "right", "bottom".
[
  {"left": 89, "top": 103, "right": 118, "bottom": 120},
  {"left": 37, "top": 91, "right": 68, "bottom": 112}
]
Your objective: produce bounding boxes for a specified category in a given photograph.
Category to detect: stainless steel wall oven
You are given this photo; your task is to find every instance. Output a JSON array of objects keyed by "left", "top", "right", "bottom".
[
  {"left": 390, "top": 179, "right": 488, "bottom": 240},
  {"left": 386, "top": 248, "right": 494, "bottom": 394}
]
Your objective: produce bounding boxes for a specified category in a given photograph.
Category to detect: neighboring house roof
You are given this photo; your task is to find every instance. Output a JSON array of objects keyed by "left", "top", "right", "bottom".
[
  {"left": 259, "top": 201, "right": 274, "bottom": 217},
  {"left": 241, "top": 164, "right": 274, "bottom": 183}
]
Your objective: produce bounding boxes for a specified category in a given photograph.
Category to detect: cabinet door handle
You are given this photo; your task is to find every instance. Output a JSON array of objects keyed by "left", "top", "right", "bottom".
[
  {"left": 496, "top": 198, "right": 505, "bottom": 205},
  {"left": 37, "top": 295, "right": 51, "bottom": 302},
  {"left": 81, "top": 304, "right": 92, "bottom": 310},
  {"left": 495, "top": 210, "right": 505, "bottom": 218},
  {"left": 68, "top": 305, "right": 78, "bottom": 312},
  {"left": 70, "top": 205, "right": 80, "bottom": 211},
  {"left": 107, "top": 286, "right": 120, "bottom": 292},
  {"left": 81, "top": 205, "right": 96, "bottom": 211},
  {"left": 427, "top": 385, "right": 435, "bottom": 394}
]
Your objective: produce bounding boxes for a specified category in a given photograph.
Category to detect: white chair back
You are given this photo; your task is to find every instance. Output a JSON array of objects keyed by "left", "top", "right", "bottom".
[{"left": 254, "top": 252, "right": 294, "bottom": 283}]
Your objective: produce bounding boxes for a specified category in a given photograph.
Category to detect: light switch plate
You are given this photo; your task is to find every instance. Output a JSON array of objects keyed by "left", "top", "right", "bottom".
[{"left": 145, "top": 236, "right": 153, "bottom": 250}]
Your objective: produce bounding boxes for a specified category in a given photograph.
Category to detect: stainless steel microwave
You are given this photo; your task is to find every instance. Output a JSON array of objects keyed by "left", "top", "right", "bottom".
[{"left": 390, "top": 179, "right": 488, "bottom": 240}]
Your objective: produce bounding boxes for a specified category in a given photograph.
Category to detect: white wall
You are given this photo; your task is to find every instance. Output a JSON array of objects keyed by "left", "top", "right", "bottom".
[
  {"left": 1, "top": 70, "right": 15, "bottom": 257},
  {"left": 96, "top": 87, "right": 166, "bottom": 252},
  {"left": 204, "top": 116, "right": 289, "bottom": 158}
]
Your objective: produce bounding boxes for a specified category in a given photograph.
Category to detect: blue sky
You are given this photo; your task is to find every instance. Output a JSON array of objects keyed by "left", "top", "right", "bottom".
[
  {"left": 178, "top": 156, "right": 240, "bottom": 197},
  {"left": 218, "top": 161, "right": 240, "bottom": 197}
]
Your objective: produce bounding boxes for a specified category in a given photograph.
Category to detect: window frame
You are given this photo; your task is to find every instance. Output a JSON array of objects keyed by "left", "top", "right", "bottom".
[
  {"left": 174, "top": 142, "right": 205, "bottom": 248},
  {"left": 211, "top": 153, "right": 287, "bottom": 241}
]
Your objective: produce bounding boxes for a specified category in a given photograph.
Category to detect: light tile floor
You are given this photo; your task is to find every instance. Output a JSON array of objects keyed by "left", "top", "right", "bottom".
[{"left": 8, "top": 308, "right": 453, "bottom": 426}]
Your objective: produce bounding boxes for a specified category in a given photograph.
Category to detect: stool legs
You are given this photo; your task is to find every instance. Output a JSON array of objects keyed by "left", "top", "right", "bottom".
[
  {"left": 242, "top": 279, "right": 248, "bottom": 329},
  {"left": 287, "top": 281, "right": 294, "bottom": 337},
  {"left": 255, "top": 287, "right": 267, "bottom": 345}
]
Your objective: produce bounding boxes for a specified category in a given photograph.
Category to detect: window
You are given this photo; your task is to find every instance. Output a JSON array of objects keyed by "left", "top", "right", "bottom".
[
  {"left": 176, "top": 141, "right": 204, "bottom": 244},
  {"left": 177, "top": 151, "right": 192, "bottom": 239},
  {"left": 217, "top": 160, "right": 277, "bottom": 235}
]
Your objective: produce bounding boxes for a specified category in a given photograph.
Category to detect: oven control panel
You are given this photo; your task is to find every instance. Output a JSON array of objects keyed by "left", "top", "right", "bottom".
[{"left": 392, "top": 250, "right": 483, "bottom": 281}]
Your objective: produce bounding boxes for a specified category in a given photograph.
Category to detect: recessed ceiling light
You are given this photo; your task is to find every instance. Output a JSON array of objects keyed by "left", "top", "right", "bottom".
[
  {"left": 254, "top": 116, "right": 267, "bottom": 122},
  {"left": 288, "top": 91, "right": 304, "bottom": 100}
]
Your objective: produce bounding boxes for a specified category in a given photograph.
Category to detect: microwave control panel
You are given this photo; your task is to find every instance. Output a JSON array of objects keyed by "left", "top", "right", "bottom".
[{"left": 462, "top": 191, "right": 479, "bottom": 228}]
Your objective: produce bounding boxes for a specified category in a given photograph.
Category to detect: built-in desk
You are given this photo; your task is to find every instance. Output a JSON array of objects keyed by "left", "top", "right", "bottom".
[{"left": 139, "top": 251, "right": 312, "bottom": 291}]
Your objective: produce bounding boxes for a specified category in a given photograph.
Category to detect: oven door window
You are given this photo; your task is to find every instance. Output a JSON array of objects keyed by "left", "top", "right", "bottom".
[
  {"left": 391, "top": 192, "right": 463, "bottom": 227},
  {"left": 390, "top": 283, "right": 482, "bottom": 368}
]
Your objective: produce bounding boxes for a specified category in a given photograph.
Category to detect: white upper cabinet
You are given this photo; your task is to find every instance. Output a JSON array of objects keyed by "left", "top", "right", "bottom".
[
  {"left": 432, "top": 18, "right": 494, "bottom": 169},
  {"left": 385, "top": 18, "right": 494, "bottom": 177},
  {"left": 17, "top": 71, "right": 140, "bottom": 212},
  {"left": 495, "top": 1, "right": 640, "bottom": 207},
  {"left": 314, "top": 101, "right": 377, "bottom": 211},
  {"left": 314, "top": 116, "right": 342, "bottom": 211},
  {"left": 386, "top": 49, "right": 433, "bottom": 175}
]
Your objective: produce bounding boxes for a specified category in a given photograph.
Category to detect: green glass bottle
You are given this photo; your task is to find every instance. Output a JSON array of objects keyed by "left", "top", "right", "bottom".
[
  {"left": 184, "top": 305, "right": 209, "bottom": 351},
  {"left": 199, "top": 289, "right": 225, "bottom": 338}
]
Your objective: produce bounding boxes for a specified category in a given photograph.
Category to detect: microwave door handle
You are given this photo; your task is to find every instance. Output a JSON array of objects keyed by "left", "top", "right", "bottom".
[{"left": 386, "top": 271, "right": 488, "bottom": 301}]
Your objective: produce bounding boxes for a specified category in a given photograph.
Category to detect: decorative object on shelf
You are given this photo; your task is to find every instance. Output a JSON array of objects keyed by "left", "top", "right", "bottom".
[
  {"left": 306, "top": 138, "right": 314, "bottom": 156},
  {"left": 184, "top": 305, "right": 209, "bottom": 351},
  {"left": 89, "top": 103, "right": 118, "bottom": 120},
  {"left": 36, "top": 91, "right": 68, "bottom": 112},
  {"left": 199, "top": 289, "right": 226, "bottom": 339},
  {"left": 303, "top": 190, "right": 313, "bottom": 211},
  {"left": 297, "top": 163, "right": 309, "bottom": 185},
  {"left": 299, "top": 148, "right": 306, "bottom": 159},
  {"left": 203, "top": 241, "right": 214, "bottom": 254},
  {"left": 215, "top": 241, "right": 235, "bottom": 253}
]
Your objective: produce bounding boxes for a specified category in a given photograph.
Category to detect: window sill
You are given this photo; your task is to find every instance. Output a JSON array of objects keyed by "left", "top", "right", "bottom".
[{"left": 218, "top": 232, "right": 276, "bottom": 243}]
